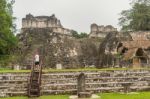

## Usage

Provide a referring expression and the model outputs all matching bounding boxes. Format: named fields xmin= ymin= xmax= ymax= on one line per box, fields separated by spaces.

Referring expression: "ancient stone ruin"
xmin=97 ymin=31 xmax=150 ymax=68
xmin=89 ymin=23 xmax=117 ymax=38
xmin=22 ymin=13 xmax=72 ymax=35
xmin=16 ymin=14 xmax=100 ymax=69
xmin=117 ymin=32 xmax=150 ymax=68
xmin=16 ymin=14 xmax=150 ymax=69
xmin=1 ymin=70 xmax=150 ymax=97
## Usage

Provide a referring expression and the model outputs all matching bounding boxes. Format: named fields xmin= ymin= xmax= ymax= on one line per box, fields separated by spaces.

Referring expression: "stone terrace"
xmin=0 ymin=70 xmax=150 ymax=97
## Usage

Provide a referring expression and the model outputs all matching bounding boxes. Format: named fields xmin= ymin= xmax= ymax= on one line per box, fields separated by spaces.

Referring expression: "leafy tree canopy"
xmin=71 ymin=30 xmax=88 ymax=39
xmin=0 ymin=0 xmax=17 ymax=62
xmin=119 ymin=0 xmax=150 ymax=31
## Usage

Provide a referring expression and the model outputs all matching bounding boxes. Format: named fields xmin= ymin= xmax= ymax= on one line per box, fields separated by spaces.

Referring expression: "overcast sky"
xmin=13 ymin=0 xmax=131 ymax=33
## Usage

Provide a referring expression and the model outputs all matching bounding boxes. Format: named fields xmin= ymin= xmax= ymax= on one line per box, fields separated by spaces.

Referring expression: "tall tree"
xmin=0 ymin=0 xmax=17 ymax=62
xmin=132 ymin=0 xmax=150 ymax=4
xmin=119 ymin=0 xmax=150 ymax=31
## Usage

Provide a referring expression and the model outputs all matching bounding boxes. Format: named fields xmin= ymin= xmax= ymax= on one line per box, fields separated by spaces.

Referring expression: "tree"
xmin=71 ymin=30 xmax=80 ymax=38
xmin=132 ymin=0 xmax=150 ymax=5
xmin=119 ymin=0 xmax=150 ymax=31
xmin=0 ymin=0 xmax=17 ymax=64
xmin=79 ymin=32 xmax=88 ymax=38
xmin=71 ymin=30 xmax=88 ymax=39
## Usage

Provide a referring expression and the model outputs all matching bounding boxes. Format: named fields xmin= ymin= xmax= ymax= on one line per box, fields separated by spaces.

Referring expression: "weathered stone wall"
xmin=0 ymin=73 xmax=29 ymax=97
xmin=96 ymin=31 xmax=150 ymax=68
xmin=15 ymin=14 xmax=102 ymax=69
xmin=89 ymin=24 xmax=117 ymax=38
xmin=22 ymin=14 xmax=61 ymax=28
xmin=22 ymin=14 xmax=72 ymax=35
xmin=96 ymin=32 xmax=132 ymax=68
xmin=16 ymin=28 xmax=99 ymax=69
xmin=130 ymin=31 xmax=150 ymax=40
xmin=1 ymin=70 xmax=150 ymax=97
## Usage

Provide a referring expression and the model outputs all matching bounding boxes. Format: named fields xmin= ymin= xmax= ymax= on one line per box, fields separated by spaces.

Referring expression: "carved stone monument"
xmin=69 ymin=72 xmax=100 ymax=99
xmin=77 ymin=73 xmax=91 ymax=98
xmin=77 ymin=73 xmax=86 ymax=92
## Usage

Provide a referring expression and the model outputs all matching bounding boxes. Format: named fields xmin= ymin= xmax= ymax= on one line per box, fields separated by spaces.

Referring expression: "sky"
xmin=13 ymin=0 xmax=131 ymax=33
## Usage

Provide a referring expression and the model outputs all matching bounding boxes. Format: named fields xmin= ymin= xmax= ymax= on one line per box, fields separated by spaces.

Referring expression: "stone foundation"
xmin=0 ymin=70 xmax=150 ymax=97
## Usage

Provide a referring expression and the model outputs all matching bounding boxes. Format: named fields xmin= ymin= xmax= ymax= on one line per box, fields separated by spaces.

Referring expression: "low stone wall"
xmin=0 ymin=70 xmax=150 ymax=97
xmin=0 ymin=73 xmax=29 ymax=97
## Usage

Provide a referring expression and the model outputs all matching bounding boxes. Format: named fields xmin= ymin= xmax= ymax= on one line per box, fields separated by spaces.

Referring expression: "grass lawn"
xmin=100 ymin=92 xmax=150 ymax=99
xmin=1 ymin=92 xmax=150 ymax=99
xmin=0 ymin=95 xmax=69 ymax=99
xmin=0 ymin=67 xmax=149 ymax=73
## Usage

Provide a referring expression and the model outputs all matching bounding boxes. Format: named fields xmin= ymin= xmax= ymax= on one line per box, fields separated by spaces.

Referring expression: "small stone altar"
xmin=69 ymin=72 xmax=100 ymax=99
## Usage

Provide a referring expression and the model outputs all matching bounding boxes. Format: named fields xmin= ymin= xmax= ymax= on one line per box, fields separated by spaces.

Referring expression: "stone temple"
xmin=17 ymin=14 xmax=100 ymax=69
xmin=89 ymin=23 xmax=117 ymax=38
xmin=22 ymin=13 xmax=72 ymax=36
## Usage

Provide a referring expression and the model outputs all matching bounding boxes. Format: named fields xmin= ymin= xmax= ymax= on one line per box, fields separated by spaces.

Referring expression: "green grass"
xmin=44 ymin=67 xmax=150 ymax=72
xmin=1 ymin=92 xmax=150 ymax=99
xmin=0 ymin=95 xmax=68 ymax=99
xmin=1 ymin=67 xmax=150 ymax=73
xmin=100 ymin=92 xmax=150 ymax=99
xmin=0 ymin=69 xmax=30 ymax=73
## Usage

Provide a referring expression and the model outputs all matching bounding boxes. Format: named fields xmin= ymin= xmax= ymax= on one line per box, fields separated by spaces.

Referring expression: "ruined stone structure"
xmin=89 ymin=23 xmax=117 ymax=38
xmin=96 ymin=32 xmax=131 ymax=68
xmin=97 ymin=31 xmax=150 ymax=68
xmin=118 ymin=31 xmax=150 ymax=68
xmin=130 ymin=31 xmax=150 ymax=41
xmin=16 ymin=14 xmax=100 ymax=69
xmin=1 ymin=70 xmax=150 ymax=97
xmin=22 ymin=14 xmax=72 ymax=35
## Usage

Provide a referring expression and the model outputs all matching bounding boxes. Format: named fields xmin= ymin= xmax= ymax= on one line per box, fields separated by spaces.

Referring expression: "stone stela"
xmin=77 ymin=73 xmax=92 ymax=98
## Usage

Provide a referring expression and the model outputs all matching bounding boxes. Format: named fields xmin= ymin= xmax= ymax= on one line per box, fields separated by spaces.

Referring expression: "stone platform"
xmin=1 ymin=70 xmax=150 ymax=97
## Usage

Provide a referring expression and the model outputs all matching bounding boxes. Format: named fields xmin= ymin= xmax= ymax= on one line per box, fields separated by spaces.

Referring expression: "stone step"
xmin=4 ymin=91 xmax=27 ymax=96
xmin=41 ymin=76 xmax=150 ymax=82
xmin=0 ymin=86 xmax=9 ymax=88
xmin=86 ymin=87 xmax=123 ymax=91
xmin=130 ymin=86 xmax=150 ymax=89
xmin=41 ymin=81 xmax=149 ymax=85
xmin=42 ymin=83 xmax=77 ymax=86
xmin=87 ymin=76 xmax=150 ymax=79
xmin=42 ymin=89 xmax=77 ymax=93
xmin=41 ymin=86 xmax=150 ymax=94
xmin=0 ymin=80 xmax=27 ymax=83
xmin=86 ymin=81 xmax=147 ymax=85
xmin=42 ymin=78 xmax=76 ymax=81
xmin=42 ymin=73 xmax=78 ymax=76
